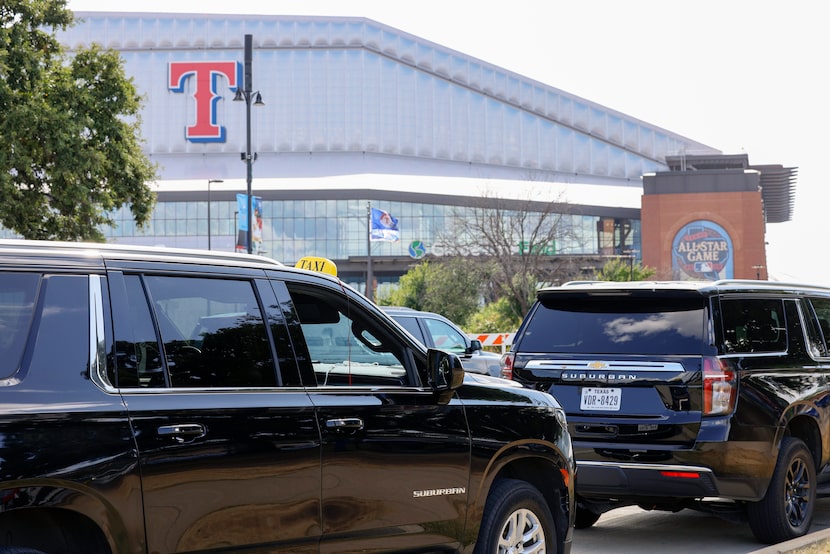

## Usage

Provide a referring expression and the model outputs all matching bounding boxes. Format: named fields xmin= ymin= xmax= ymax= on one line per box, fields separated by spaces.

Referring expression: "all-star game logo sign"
xmin=672 ymin=220 xmax=734 ymax=280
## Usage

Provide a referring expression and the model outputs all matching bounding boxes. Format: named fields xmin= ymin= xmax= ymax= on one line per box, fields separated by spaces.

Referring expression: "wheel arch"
xmin=0 ymin=506 xmax=111 ymax=553
xmin=0 ymin=483 xmax=139 ymax=554
xmin=784 ymin=413 xmax=822 ymax=469
xmin=468 ymin=444 xmax=573 ymax=550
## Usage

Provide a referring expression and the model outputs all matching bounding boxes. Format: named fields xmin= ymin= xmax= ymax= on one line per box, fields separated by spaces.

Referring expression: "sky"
xmin=67 ymin=0 xmax=829 ymax=284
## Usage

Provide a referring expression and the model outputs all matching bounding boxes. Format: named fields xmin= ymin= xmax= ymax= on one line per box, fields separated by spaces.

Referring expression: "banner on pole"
xmin=236 ymin=193 xmax=264 ymax=253
xmin=369 ymin=207 xmax=399 ymax=242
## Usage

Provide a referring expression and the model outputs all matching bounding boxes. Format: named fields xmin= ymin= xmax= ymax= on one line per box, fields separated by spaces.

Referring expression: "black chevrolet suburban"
xmin=0 ymin=239 xmax=574 ymax=554
xmin=504 ymin=279 xmax=830 ymax=544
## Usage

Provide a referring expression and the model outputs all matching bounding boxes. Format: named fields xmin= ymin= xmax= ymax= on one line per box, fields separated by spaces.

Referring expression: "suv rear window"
xmin=0 ymin=273 xmax=40 ymax=377
xmin=520 ymin=295 xmax=707 ymax=355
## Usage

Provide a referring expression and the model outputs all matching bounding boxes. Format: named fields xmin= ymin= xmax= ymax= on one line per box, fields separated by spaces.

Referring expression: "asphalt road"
xmin=571 ymin=498 xmax=830 ymax=554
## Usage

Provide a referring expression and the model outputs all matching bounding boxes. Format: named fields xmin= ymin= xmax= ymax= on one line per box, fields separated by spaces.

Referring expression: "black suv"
xmin=381 ymin=307 xmax=503 ymax=377
xmin=0 ymin=239 xmax=574 ymax=554
xmin=504 ymin=279 xmax=830 ymax=544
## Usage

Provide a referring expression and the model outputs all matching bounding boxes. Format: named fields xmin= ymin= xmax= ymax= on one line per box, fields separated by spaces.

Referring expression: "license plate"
xmin=580 ymin=387 xmax=621 ymax=411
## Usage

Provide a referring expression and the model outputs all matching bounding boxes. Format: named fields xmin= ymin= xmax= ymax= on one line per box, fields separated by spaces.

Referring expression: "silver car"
xmin=382 ymin=306 xmax=503 ymax=377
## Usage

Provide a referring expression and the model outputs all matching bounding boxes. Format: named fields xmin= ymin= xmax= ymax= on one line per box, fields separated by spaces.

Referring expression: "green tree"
xmin=595 ymin=258 xmax=656 ymax=281
xmin=382 ymin=260 xmax=430 ymax=309
xmin=465 ymin=296 xmax=522 ymax=334
xmin=0 ymin=0 xmax=157 ymax=241
xmin=380 ymin=257 xmax=486 ymax=325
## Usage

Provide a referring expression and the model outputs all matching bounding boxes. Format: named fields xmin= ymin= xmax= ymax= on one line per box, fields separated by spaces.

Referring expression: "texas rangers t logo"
xmin=168 ymin=61 xmax=241 ymax=142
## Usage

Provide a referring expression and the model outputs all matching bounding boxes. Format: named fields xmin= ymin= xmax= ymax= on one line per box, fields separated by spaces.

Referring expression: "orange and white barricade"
xmin=471 ymin=333 xmax=515 ymax=354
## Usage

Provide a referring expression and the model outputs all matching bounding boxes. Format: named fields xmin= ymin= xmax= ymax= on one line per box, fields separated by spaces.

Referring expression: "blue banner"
xmin=370 ymin=207 xmax=400 ymax=242
xmin=236 ymin=194 xmax=263 ymax=253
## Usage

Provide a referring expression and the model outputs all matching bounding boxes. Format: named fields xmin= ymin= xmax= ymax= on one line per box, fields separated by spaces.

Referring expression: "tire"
xmin=747 ymin=436 xmax=816 ymax=544
xmin=474 ymin=478 xmax=557 ymax=554
xmin=574 ymin=505 xmax=602 ymax=529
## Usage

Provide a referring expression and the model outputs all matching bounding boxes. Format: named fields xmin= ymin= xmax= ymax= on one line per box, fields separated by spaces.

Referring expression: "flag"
xmin=370 ymin=207 xmax=400 ymax=242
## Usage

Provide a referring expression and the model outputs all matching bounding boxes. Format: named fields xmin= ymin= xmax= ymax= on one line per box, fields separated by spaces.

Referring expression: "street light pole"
xmin=233 ymin=34 xmax=264 ymax=254
xmin=207 ymin=179 xmax=223 ymax=250
xmin=624 ymin=248 xmax=640 ymax=281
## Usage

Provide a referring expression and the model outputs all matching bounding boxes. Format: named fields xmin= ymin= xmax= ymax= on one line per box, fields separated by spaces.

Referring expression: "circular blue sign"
xmin=671 ymin=220 xmax=733 ymax=280
xmin=409 ymin=241 xmax=426 ymax=259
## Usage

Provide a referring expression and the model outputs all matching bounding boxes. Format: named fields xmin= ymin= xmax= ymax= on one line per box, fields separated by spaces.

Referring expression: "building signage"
xmin=518 ymin=241 xmax=556 ymax=256
xmin=408 ymin=241 xmax=426 ymax=259
xmin=168 ymin=61 xmax=241 ymax=142
xmin=671 ymin=220 xmax=733 ymax=280
xmin=422 ymin=241 xmax=557 ymax=258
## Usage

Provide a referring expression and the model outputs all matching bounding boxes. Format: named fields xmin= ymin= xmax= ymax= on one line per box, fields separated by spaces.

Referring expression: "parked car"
xmin=382 ymin=306 xmax=503 ymax=377
xmin=0 ymin=239 xmax=574 ymax=554
xmin=503 ymin=279 xmax=830 ymax=544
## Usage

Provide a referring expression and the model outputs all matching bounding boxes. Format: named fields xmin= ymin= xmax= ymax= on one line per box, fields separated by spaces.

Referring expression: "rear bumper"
xmin=575 ymin=438 xmax=776 ymax=502
xmin=577 ymin=461 xmax=719 ymax=498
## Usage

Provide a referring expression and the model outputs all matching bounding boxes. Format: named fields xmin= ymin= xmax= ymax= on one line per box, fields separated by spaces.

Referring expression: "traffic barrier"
xmin=474 ymin=333 xmax=515 ymax=346
xmin=471 ymin=333 xmax=515 ymax=354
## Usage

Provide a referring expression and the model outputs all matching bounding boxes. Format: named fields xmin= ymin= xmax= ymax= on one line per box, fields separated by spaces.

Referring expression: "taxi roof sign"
xmin=295 ymin=256 xmax=337 ymax=276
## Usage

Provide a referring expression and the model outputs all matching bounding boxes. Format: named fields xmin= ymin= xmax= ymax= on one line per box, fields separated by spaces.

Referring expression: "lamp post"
xmin=233 ymin=34 xmax=264 ymax=254
xmin=624 ymin=249 xmax=640 ymax=281
xmin=207 ymin=179 xmax=223 ymax=250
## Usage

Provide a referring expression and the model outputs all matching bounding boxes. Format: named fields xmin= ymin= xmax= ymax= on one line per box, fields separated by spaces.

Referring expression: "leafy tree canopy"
xmin=595 ymin=258 xmax=656 ymax=281
xmin=381 ymin=260 xmax=430 ymax=310
xmin=0 ymin=0 xmax=157 ymax=241
xmin=464 ymin=296 xmax=522 ymax=334
xmin=380 ymin=257 xmax=487 ymax=325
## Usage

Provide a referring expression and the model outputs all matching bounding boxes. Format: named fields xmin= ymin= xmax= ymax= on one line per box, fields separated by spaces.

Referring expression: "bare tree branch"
xmin=436 ymin=178 xmax=580 ymax=319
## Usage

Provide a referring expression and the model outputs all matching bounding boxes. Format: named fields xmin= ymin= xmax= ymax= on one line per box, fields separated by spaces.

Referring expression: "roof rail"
xmin=712 ymin=279 xmax=830 ymax=291
xmin=0 ymin=239 xmax=283 ymax=267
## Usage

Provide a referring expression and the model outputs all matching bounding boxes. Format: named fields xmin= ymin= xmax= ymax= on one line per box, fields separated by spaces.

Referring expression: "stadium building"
xmin=57 ymin=12 xmax=795 ymax=294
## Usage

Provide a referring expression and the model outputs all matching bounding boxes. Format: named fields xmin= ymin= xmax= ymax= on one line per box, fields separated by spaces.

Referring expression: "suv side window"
xmin=0 ymin=273 xmax=40 ymax=378
xmin=117 ymin=275 xmax=277 ymax=388
xmin=423 ymin=318 xmax=467 ymax=354
xmin=720 ymin=298 xmax=787 ymax=354
xmin=119 ymin=274 xmax=165 ymax=387
xmin=285 ymin=283 xmax=412 ymax=387
xmin=392 ymin=316 xmax=426 ymax=343
xmin=26 ymin=275 xmax=91 ymax=389
xmin=805 ymin=297 xmax=830 ymax=357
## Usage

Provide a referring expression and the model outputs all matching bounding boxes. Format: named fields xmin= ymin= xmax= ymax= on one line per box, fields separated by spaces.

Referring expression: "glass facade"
xmin=101 ymin=198 xmax=640 ymax=265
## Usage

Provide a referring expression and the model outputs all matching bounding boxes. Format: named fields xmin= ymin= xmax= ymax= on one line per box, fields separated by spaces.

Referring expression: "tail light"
xmin=501 ymin=352 xmax=514 ymax=380
xmin=660 ymin=471 xmax=701 ymax=479
xmin=703 ymin=357 xmax=737 ymax=415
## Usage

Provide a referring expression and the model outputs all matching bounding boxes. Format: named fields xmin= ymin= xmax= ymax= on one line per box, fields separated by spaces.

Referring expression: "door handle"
xmin=325 ymin=417 xmax=364 ymax=431
xmin=157 ymin=423 xmax=207 ymax=442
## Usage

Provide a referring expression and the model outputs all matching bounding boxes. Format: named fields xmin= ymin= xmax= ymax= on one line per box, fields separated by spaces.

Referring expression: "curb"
xmin=752 ymin=528 xmax=830 ymax=554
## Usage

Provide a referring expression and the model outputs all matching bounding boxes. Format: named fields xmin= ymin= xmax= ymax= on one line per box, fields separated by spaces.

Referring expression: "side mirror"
xmin=427 ymin=348 xmax=464 ymax=403
xmin=467 ymin=338 xmax=483 ymax=354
